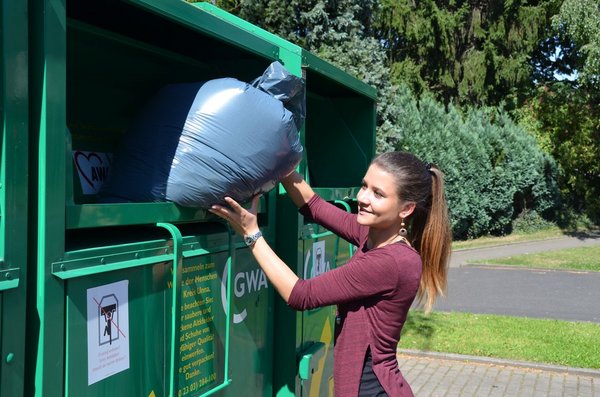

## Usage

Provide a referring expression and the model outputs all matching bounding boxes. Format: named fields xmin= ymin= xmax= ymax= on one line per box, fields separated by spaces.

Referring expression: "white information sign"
xmin=87 ymin=280 xmax=130 ymax=385
xmin=304 ymin=240 xmax=331 ymax=279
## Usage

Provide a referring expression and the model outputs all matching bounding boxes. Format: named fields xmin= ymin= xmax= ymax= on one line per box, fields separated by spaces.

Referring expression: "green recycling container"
xmin=16 ymin=1 xmax=377 ymax=396
xmin=1 ymin=1 xmax=29 ymax=396
xmin=27 ymin=1 xmax=289 ymax=396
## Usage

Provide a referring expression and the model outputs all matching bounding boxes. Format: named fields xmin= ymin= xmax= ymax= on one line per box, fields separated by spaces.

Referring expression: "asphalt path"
xmin=449 ymin=234 xmax=600 ymax=268
xmin=433 ymin=234 xmax=600 ymax=323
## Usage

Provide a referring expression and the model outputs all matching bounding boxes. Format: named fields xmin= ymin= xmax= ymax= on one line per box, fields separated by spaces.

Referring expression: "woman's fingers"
xmin=208 ymin=205 xmax=228 ymax=220
xmin=223 ymin=196 xmax=243 ymax=212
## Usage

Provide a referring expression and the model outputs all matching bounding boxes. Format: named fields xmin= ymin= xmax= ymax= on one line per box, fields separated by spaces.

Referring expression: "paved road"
xmin=435 ymin=235 xmax=600 ymax=322
xmin=434 ymin=266 xmax=600 ymax=322
xmin=450 ymin=234 xmax=600 ymax=268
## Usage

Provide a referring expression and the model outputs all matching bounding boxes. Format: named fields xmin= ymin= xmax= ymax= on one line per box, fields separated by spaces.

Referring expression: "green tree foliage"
xmin=375 ymin=0 xmax=561 ymax=108
xmin=552 ymin=0 xmax=600 ymax=88
xmin=518 ymin=83 xmax=600 ymax=223
xmin=522 ymin=0 xmax=600 ymax=224
xmin=530 ymin=30 xmax=580 ymax=85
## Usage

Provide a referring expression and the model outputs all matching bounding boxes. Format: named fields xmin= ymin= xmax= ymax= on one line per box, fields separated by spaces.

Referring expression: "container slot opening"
xmin=65 ymin=221 xmax=228 ymax=252
xmin=66 ymin=0 xmax=273 ymax=205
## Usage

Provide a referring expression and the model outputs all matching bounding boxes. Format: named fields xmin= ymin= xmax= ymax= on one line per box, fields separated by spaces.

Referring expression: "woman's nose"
xmin=357 ymin=190 xmax=368 ymax=205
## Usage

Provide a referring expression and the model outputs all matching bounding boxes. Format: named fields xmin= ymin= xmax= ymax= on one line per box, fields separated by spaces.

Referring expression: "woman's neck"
xmin=367 ymin=229 xmax=411 ymax=249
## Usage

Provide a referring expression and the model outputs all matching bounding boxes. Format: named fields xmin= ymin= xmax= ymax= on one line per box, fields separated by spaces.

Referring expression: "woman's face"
xmin=356 ymin=163 xmax=407 ymax=231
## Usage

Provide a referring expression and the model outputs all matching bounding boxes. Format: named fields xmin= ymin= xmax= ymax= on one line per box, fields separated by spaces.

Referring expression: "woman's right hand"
xmin=209 ymin=195 xmax=261 ymax=238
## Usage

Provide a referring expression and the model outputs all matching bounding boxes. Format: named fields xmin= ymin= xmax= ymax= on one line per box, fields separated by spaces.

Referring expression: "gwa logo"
xmin=221 ymin=261 xmax=268 ymax=323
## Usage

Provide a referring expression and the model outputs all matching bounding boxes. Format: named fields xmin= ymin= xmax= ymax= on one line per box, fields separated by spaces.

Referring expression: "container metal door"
xmin=31 ymin=0 xmax=283 ymax=395
xmin=57 ymin=225 xmax=240 ymax=396
xmin=0 ymin=0 xmax=28 ymax=395
xmin=298 ymin=208 xmax=354 ymax=397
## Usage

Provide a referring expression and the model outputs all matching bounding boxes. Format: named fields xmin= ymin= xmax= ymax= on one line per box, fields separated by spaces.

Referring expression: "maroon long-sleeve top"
xmin=288 ymin=194 xmax=422 ymax=397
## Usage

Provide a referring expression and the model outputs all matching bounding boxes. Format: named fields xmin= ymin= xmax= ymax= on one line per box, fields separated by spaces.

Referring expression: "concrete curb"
xmin=397 ymin=349 xmax=600 ymax=378
xmin=458 ymin=263 xmax=596 ymax=273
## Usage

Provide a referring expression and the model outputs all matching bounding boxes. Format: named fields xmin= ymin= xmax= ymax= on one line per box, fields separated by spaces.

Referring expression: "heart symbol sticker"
xmin=73 ymin=151 xmax=113 ymax=194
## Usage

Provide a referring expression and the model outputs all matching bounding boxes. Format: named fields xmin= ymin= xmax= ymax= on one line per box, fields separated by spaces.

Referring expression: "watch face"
xmin=244 ymin=231 xmax=262 ymax=246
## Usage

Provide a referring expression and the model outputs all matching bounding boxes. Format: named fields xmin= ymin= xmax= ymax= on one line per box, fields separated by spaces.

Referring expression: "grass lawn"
xmin=452 ymin=227 xmax=565 ymax=250
xmin=427 ymin=228 xmax=600 ymax=369
xmin=476 ymin=245 xmax=600 ymax=271
xmin=400 ymin=310 xmax=600 ymax=369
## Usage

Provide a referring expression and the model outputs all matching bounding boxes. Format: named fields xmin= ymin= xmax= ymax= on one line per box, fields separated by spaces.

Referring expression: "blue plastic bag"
xmin=100 ymin=62 xmax=305 ymax=208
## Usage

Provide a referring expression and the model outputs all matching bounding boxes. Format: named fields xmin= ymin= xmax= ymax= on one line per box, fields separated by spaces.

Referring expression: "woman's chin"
xmin=356 ymin=214 xmax=371 ymax=226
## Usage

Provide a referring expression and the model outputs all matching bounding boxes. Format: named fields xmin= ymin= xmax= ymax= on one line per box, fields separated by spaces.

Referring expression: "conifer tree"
xmin=374 ymin=0 xmax=561 ymax=108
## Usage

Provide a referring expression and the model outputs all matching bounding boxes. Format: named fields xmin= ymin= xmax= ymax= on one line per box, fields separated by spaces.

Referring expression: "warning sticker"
xmin=86 ymin=280 xmax=130 ymax=385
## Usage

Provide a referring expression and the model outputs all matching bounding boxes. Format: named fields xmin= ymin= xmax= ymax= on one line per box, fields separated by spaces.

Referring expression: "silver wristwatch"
xmin=244 ymin=231 xmax=263 ymax=247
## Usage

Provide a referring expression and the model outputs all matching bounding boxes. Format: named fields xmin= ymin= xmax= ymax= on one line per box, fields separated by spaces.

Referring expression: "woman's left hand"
xmin=209 ymin=195 xmax=261 ymax=237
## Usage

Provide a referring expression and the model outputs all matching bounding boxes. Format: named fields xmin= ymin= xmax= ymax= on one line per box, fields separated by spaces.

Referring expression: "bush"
xmin=380 ymin=85 xmax=560 ymax=239
xmin=512 ymin=210 xmax=556 ymax=233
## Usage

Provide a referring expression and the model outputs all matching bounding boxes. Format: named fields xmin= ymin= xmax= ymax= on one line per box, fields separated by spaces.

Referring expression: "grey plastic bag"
xmin=100 ymin=61 xmax=305 ymax=208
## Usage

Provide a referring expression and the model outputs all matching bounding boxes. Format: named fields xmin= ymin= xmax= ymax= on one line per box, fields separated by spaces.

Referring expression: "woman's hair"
xmin=371 ymin=151 xmax=452 ymax=312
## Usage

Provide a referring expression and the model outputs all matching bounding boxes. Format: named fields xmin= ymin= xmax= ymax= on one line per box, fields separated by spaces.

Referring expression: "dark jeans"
xmin=358 ymin=351 xmax=388 ymax=396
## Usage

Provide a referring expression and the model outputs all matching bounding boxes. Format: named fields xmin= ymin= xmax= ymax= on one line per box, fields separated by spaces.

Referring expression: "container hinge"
xmin=0 ymin=267 xmax=20 ymax=291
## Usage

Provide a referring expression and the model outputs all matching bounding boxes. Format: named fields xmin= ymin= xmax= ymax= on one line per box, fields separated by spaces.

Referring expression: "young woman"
xmin=210 ymin=151 xmax=452 ymax=397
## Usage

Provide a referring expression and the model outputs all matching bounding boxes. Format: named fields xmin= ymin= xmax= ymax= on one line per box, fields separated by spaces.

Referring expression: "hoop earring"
xmin=399 ymin=219 xmax=408 ymax=237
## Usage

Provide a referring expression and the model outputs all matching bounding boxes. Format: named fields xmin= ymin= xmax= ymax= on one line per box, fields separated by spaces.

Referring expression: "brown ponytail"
xmin=371 ymin=152 xmax=452 ymax=313
xmin=415 ymin=167 xmax=452 ymax=312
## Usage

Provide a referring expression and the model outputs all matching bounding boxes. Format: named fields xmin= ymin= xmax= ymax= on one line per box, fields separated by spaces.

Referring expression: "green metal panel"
xmin=297 ymin=237 xmax=337 ymax=397
xmin=61 ymin=227 xmax=243 ymax=397
xmin=298 ymin=212 xmax=354 ymax=397
xmin=302 ymin=51 xmax=377 ymax=188
xmin=57 ymin=225 xmax=274 ymax=397
xmin=223 ymin=247 xmax=274 ymax=397
xmin=1 ymin=0 xmax=29 ymax=395
xmin=29 ymin=0 xmax=68 ymax=395
xmin=273 ymin=48 xmax=377 ymax=395
xmin=273 ymin=198 xmax=305 ymax=397
xmin=301 ymin=51 xmax=377 ymax=100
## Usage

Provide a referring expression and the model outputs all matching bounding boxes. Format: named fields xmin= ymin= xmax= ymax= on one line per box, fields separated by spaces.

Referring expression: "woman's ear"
xmin=399 ymin=202 xmax=416 ymax=219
